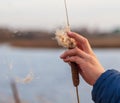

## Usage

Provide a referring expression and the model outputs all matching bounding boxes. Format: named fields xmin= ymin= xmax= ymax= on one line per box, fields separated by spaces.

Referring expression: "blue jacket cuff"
xmin=92 ymin=69 xmax=120 ymax=103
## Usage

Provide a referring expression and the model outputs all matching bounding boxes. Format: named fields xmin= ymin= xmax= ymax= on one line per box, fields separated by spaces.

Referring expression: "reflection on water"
xmin=0 ymin=45 xmax=120 ymax=103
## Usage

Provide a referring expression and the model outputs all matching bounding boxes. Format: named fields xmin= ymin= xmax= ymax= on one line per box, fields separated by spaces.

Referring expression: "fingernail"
xmin=60 ymin=54 xmax=64 ymax=58
xmin=68 ymin=32 xmax=74 ymax=37
xmin=67 ymin=31 xmax=72 ymax=35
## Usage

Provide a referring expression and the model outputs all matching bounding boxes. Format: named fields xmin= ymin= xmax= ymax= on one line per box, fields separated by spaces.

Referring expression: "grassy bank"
xmin=0 ymin=27 xmax=120 ymax=48
xmin=0 ymin=36 xmax=119 ymax=48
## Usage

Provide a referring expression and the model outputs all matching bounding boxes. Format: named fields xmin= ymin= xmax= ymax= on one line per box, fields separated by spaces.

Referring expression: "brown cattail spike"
xmin=70 ymin=62 xmax=79 ymax=87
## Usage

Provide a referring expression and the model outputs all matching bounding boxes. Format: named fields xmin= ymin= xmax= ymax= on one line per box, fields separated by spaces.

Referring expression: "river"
xmin=0 ymin=45 xmax=120 ymax=103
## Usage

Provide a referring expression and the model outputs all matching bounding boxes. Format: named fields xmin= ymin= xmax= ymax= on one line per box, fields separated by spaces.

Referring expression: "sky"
xmin=0 ymin=0 xmax=120 ymax=31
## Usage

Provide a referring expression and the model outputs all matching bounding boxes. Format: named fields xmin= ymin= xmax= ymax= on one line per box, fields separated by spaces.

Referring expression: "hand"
xmin=60 ymin=32 xmax=105 ymax=85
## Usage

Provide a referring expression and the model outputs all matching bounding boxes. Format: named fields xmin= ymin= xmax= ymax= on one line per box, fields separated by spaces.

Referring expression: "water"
xmin=0 ymin=45 xmax=120 ymax=103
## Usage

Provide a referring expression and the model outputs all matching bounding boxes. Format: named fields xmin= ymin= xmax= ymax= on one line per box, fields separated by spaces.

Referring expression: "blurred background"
xmin=0 ymin=0 xmax=120 ymax=103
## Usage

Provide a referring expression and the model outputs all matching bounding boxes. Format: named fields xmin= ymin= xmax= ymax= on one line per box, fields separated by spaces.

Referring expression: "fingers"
xmin=60 ymin=47 xmax=87 ymax=59
xmin=63 ymin=56 xmax=84 ymax=65
xmin=67 ymin=32 xmax=92 ymax=53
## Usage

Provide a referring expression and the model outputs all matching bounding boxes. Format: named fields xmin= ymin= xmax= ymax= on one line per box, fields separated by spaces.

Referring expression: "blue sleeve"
xmin=92 ymin=69 xmax=120 ymax=103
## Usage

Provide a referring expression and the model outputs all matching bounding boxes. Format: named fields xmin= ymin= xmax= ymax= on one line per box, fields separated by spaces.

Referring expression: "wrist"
xmin=93 ymin=69 xmax=105 ymax=85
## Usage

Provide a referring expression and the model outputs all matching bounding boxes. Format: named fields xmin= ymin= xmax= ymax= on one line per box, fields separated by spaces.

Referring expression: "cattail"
xmin=70 ymin=59 xmax=79 ymax=87
xmin=55 ymin=0 xmax=80 ymax=103
xmin=55 ymin=26 xmax=79 ymax=87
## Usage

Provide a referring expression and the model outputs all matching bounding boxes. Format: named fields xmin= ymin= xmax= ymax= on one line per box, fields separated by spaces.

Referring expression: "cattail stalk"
xmin=64 ymin=0 xmax=80 ymax=103
xmin=10 ymin=80 xmax=21 ymax=103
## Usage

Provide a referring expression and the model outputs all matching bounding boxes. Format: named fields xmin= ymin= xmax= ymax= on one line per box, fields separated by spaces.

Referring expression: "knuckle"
xmin=82 ymin=38 xmax=88 ymax=44
xmin=73 ymin=56 xmax=79 ymax=61
xmin=86 ymin=55 xmax=93 ymax=61
xmin=74 ymin=47 xmax=80 ymax=54
xmin=65 ymin=50 xmax=70 ymax=55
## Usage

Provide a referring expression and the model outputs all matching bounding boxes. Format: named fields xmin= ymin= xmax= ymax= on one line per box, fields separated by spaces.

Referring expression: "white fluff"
xmin=55 ymin=26 xmax=76 ymax=49
xmin=16 ymin=71 xmax=34 ymax=84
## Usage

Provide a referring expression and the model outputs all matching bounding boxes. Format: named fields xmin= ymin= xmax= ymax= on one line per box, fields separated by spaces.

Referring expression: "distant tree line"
xmin=0 ymin=27 xmax=120 ymax=41
xmin=72 ymin=27 xmax=120 ymax=38
xmin=0 ymin=28 xmax=52 ymax=41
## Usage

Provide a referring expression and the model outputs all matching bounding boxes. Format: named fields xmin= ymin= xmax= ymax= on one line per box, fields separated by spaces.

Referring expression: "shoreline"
xmin=0 ymin=37 xmax=120 ymax=48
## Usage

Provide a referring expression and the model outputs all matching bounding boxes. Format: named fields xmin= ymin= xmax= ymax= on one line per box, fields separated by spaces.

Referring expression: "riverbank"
xmin=0 ymin=36 xmax=120 ymax=48
xmin=0 ymin=27 xmax=120 ymax=48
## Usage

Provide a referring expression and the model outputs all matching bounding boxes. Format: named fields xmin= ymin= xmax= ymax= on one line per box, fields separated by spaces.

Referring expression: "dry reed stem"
xmin=10 ymin=80 xmax=21 ymax=103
